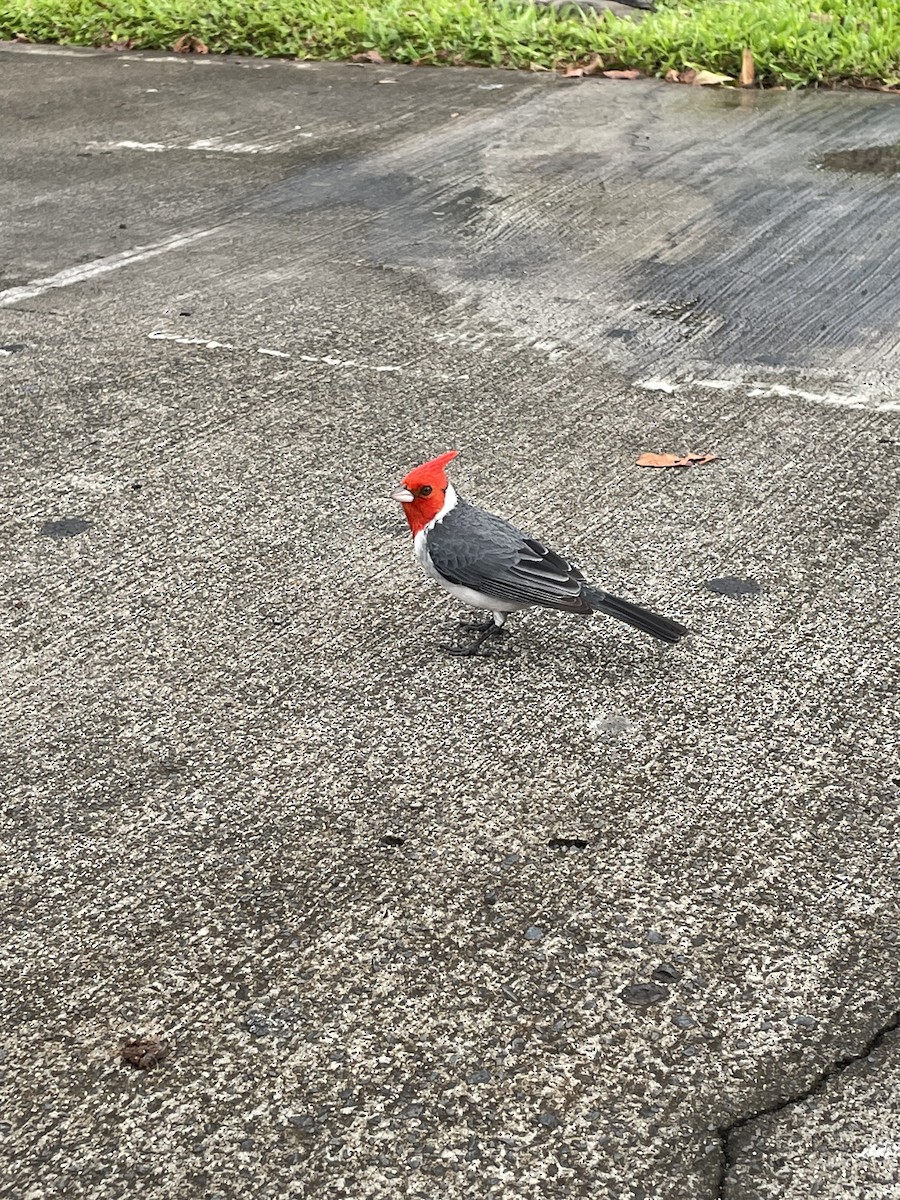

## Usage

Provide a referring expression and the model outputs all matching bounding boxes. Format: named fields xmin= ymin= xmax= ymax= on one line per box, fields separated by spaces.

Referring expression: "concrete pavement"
xmin=1 ymin=44 xmax=899 ymax=1200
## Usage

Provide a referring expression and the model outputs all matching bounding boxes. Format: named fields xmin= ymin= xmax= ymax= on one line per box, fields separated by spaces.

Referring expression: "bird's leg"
xmin=440 ymin=613 xmax=509 ymax=657
xmin=458 ymin=614 xmax=496 ymax=633
xmin=440 ymin=625 xmax=503 ymax=656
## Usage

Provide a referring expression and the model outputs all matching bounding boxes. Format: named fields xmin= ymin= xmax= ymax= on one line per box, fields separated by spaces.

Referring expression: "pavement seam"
xmin=714 ymin=1006 xmax=900 ymax=1197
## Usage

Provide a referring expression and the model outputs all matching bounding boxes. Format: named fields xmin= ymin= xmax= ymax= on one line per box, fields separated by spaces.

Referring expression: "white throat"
xmin=425 ymin=483 xmax=458 ymax=532
xmin=413 ymin=483 xmax=458 ymax=564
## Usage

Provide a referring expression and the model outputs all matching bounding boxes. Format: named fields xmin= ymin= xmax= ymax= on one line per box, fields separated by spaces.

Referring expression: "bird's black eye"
xmin=419 ymin=485 xmax=433 ymax=497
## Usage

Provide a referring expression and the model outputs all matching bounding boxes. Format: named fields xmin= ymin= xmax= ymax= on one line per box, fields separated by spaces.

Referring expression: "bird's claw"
xmin=438 ymin=623 xmax=508 ymax=658
xmin=438 ymin=642 xmax=483 ymax=657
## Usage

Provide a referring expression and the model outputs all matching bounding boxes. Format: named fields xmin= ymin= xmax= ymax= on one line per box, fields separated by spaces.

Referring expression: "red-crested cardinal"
xmin=393 ymin=450 xmax=688 ymax=656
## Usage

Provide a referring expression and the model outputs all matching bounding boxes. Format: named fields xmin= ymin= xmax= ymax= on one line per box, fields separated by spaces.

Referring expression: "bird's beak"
xmin=392 ymin=487 xmax=414 ymax=503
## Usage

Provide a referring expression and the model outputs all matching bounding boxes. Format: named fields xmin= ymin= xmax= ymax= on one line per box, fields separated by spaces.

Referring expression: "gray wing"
xmin=428 ymin=500 xmax=592 ymax=614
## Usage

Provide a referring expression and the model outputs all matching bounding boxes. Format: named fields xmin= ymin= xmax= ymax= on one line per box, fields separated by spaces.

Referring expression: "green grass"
xmin=2 ymin=0 xmax=898 ymax=88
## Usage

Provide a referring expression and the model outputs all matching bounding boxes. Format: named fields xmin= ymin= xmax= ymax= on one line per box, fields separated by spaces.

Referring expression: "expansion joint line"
xmin=714 ymin=1006 xmax=900 ymax=1197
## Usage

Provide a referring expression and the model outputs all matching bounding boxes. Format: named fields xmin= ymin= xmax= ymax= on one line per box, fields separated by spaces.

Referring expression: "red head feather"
xmin=394 ymin=450 xmax=459 ymax=536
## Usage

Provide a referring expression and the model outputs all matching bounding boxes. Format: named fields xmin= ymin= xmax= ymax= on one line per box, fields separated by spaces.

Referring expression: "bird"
xmin=392 ymin=450 xmax=689 ymax=656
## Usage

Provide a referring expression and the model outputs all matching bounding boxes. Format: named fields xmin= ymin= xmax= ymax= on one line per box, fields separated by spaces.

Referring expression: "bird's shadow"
xmin=435 ymin=612 xmax=652 ymax=677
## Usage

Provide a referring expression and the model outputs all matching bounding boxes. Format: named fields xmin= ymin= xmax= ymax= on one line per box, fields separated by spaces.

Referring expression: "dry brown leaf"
xmin=692 ymin=70 xmax=732 ymax=86
xmin=350 ymin=49 xmax=385 ymax=63
xmin=740 ymin=48 xmax=755 ymax=86
xmin=668 ymin=66 xmax=732 ymax=86
xmin=636 ymin=451 xmax=719 ymax=468
xmin=636 ymin=453 xmax=688 ymax=468
xmin=121 ymin=1038 xmax=170 ymax=1070
xmin=603 ymin=69 xmax=642 ymax=80
xmin=809 ymin=11 xmax=833 ymax=20
xmin=684 ymin=452 xmax=719 ymax=465
xmin=172 ymin=34 xmax=208 ymax=54
xmin=562 ymin=54 xmax=604 ymax=78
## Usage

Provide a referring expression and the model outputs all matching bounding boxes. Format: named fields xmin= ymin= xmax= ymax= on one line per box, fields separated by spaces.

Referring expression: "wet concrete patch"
xmin=705 ymin=576 xmax=763 ymax=597
xmin=39 ymin=517 xmax=94 ymax=539
xmin=251 ymin=84 xmax=900 ymax=393
xmin=816 ymin=145 xmax=900 ymax=177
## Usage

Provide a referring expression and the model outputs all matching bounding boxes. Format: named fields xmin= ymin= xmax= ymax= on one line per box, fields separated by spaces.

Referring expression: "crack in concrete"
xmin=714 ymin=1008 xmax=900 ymax=1197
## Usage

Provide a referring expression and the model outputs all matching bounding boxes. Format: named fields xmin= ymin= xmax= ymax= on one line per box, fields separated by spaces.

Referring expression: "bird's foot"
xmin=458 ymin=616 xmax=496 ymax=634
xmin=439 ymin=623 xmax=508 ymax=658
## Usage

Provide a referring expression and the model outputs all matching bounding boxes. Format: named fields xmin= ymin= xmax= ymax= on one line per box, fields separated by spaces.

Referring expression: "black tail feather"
xmin=583 ymin=587 xmax=688 ymax=644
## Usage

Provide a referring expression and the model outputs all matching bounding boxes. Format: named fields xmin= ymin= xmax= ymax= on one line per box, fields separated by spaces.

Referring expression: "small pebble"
xmin=672 ymin=1013 xmax=697 ymax=1029
xmin=620 ymin=982 xmax=669 ymax=1007
xmin=245 ymin=1013 xmax=271 ymax=1037
xmin=651 ymin=964 xmax=681 ymax=985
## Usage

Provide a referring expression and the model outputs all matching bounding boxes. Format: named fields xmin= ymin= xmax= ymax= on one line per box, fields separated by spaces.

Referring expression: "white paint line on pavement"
xmin=638 ymin=376 xmax=899 ymax=413
xmin=88 ymin=138 xmax=296 ymax=155
xmin=148 ymin=331 xmax=236 ymax=350
xmin=86 ymin=123 xmax=316 ymax=156
xmin=149 ymin=330 xmax=289 ymax=359
xmin=148 ymin=331 xmax=416 ymax=373
xmin=857 ymin=1143 xmax=900 ymax=1160
xmin=296 ymin=353 xmax=402 ymax=373
xmin=636 ymin=377 xmax=677 ymax=394
xmin=0 ymin=227 xmax=223 ymax=308
xmin=745 ymin=382 xmax=900 ymax=413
